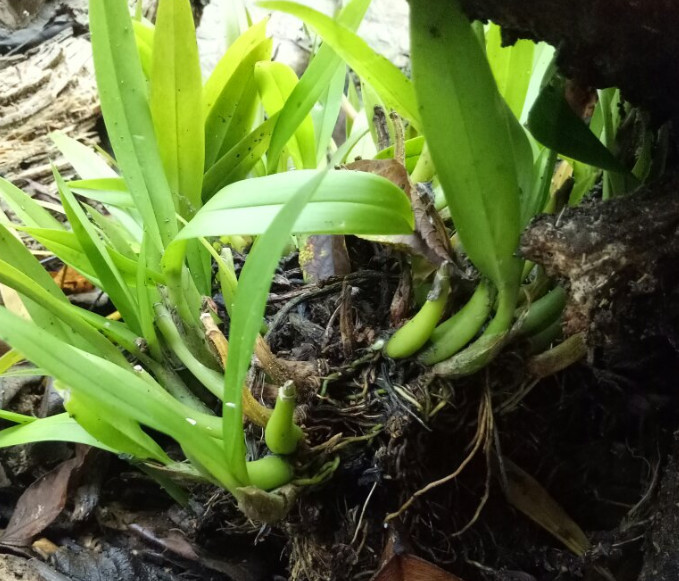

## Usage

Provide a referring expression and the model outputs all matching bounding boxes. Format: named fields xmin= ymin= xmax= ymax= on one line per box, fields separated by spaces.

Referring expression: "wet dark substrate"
xmin=2 ymin=237 xmax=679 ymax=581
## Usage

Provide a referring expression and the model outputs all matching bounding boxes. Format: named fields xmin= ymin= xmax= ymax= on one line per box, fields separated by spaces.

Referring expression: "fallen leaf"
xmin=346 ymin=159 xmax=452 ymax=265
xmin=374 ymin=524 xmax=465 ymax=581
xmin=0 ymin=446 xmax=91 ymax=548
xmin=504 ymin=459 xmax=591 ymax=556
xmin=373 ymin=554 xmax=464 ymax=581
xmin=49 ymin=266 xmax=94 ymax=295
xmin=298 ymin=235 xmax=351 ymax=284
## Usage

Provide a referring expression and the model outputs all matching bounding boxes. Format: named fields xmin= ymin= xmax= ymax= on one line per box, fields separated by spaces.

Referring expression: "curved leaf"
xmin=180 ymin=170 xmax=414 ymax=239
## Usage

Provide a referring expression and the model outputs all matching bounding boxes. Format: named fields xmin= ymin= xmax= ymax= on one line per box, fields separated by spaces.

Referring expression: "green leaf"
xmin=328 ymin=126 xmax=368 ymax=167
xmin=0 ymin=307 xmax=243 ymax=492
xmin=374 ymin=135 xmax=425 ymax=174
xmin=51 ymin=131 xmax=118 ymax=180
xmin=0 ymin=178 xmax=63 ymax=229
xmin=17 ymin=227 xmax=99 ymax=285
xmin=264 ymin=0 xmax=370 ymax=172
xmin=55 ymin=169 xmax=142 ymax=335
xmin=522 ymin=147 xmax=557 ymax=227
xmin=89 ymin=0 xmax=178 ymax=255
xmin=180 ymin=170 xmax=414 ymax=240
xmin=0 ymin=410 xmax=36 ymax=425
xmin=0 ymin=349 xmax=24 ymax=376
xmin=60 ymin=385 xmax=171 ymax=464
xmin=151 ymin=0 xmax=204 ymax=218
xmin=0 ymin=255 xmax=128 ymax=366
xmin=527 ymin=76 xmax=628 ymax=174
xmin=84 ymin=203 xmax=136 ymax=257
xmin=222 ymin=171 xmax=327 ymax=487
xmin=136 ymin=236 xmax=161 ymax=358
xmin=410 ymin=0 xmax=522 ymax=296
xmin=0 ymin=413 xmax=117 ymax=452
xmin=133 ymin=20 xmax=155 ymax=79
xmin=202 ymin=114 xmax=278 ymax=199
xmin=0 ymin=367 xmax=48 ymax=378
xmin=0 ymin=222 xmax=123 ymax=361
xmin=68 ymin=178 xmax=134 ymax=208
xmin=259 ymin=1 xmax=420 ymax=130
xmin=203 ymin=19 xmax=271 ymax=167
xmin=315 ymin=65 xmax=346 ymax=165
xmin=254 ymin=61 xmax=316 ymax=170
xmin=520 ymin=42 xmax=555 ymax=124
xmin=203 ymin=19 xmax=267 ymax=116
xmin=486 ymin=24 xmax=535 ymax=120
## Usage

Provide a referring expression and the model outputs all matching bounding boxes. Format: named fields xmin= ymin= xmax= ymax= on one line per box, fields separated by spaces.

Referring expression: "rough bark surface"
xmin=520 ymin=175 xmax=679 ymax=348
xmin=459 ymin=0 xmax=679 ymax=121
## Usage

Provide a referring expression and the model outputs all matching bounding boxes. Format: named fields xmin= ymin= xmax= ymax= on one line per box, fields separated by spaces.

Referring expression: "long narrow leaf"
xmin=151 ymin=0 xmax=204 ymax=217
xmin=202 ymin=114 xmax=279 ymax=199
xmin=51 ymin=131 xmax=118 ymax=180
xmin=264 ymin=0 xmax=370 ymax=172
xmin=89 ymin=0 xmax=178 ymax=255
xmin=315 ymin=65 xmax=346 ymax=165
xmin=55 ymin=170 xmax=142 ymax=334
xmin=486 ymin=24 xmax=535 ymax=120
xmin=17 ymin=227 xmax=99 ymax=285
xmin=0 ymin=257 xmax=128 ymax=366
xmin=255 ymin=61 xmax=316 ymax=170
xmin=68 ymin=180 xmax=135 ymax=208
xmin=204 ymin=41 xmax=271 ymax=166
xmin=222 ymin=171 xmax=327 ymax=487
xmin=0 ymin=413 xmax=117 ymax=452
xmin=527 ymin=76 xmax=628 ymax=173
xmin=0 ymin=178 xmax=63 ymax=229
xmin=410 ymin=0 xmax=522 ymax=294
xmin=0 ymin=307 xmax=243 ymax=492
xmin=259 ymin=1 xmax=420 ymax=130
xmin=203 ymin=19 xmax=271 ymax=168
xmin=0 ymin=223 xmax=113 ymax=357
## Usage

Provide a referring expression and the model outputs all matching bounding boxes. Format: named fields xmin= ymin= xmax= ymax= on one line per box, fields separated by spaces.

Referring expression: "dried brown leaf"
xmin=0 ymin=446 xmax=91 ymax=548
xmin=345 ymin=159 xmax=452 ymax=265
xmin=504 ymin=459 xmax=591 ymax=555
xmin=298 ymin=235 xmax=351 ymax=284
xmin=49 ymin=266 xmax=94 ymax=295
xmin=373 ymin=554 xmax=464 ymax=581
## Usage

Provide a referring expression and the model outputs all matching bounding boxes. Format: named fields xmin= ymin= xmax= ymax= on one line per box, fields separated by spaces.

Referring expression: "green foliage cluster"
xmin=0 ymin=0 xmax=652 ymax=517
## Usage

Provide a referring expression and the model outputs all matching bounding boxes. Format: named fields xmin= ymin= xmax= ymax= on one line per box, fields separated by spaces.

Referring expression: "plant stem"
xmin=155 ymin=303 xmax=224 ymax=399
xmin=386 ymin=264 xmax=451 ymax=359
xmin=418 ymin=281 xmax=493 ymax=365
xmin=484 ymin=286 xmax=518 ymax=337
xmin=138 ymin=353 xmax=213 ymax=414
xmin=265 ymin=381 xmax=302 ymax=454
xmin=410 ymin=142 xmax=435 ymax=183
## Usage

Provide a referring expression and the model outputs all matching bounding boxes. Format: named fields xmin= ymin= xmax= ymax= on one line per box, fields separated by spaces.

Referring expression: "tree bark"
xmin=459 ymin=0 xmax=679 ymax=121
